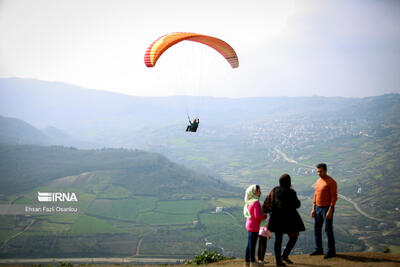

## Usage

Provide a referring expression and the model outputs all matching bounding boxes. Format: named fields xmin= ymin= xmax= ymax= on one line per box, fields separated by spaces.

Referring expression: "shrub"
xmin=186 ymin=250 xmax=229 ymax=265
xmin=382 ymin=246 xmax=391 ymax=253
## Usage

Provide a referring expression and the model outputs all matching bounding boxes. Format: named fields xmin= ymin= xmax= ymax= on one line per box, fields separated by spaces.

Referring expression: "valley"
xmin=0 ymin=78 xmax=399 ymax=258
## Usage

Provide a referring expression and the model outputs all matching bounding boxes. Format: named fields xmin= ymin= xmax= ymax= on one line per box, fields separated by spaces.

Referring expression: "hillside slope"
xmin=0 ymin=144 xmax=245 ymax=258
xmin=0 ymin=115 xmax=48 ymax=145
xmin=0 ymin=115 xmax=92 ymax=148
xmin=0 ymin=144 xmax=240 ymax=198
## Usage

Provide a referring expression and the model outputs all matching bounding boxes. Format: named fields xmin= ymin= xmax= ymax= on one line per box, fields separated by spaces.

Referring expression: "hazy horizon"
xmin=2 ymin=77 xmax=399 ymax=100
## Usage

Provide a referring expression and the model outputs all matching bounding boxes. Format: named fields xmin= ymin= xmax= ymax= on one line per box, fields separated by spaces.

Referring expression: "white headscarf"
xmin=243 ymin=184 xmax=260 ymax=218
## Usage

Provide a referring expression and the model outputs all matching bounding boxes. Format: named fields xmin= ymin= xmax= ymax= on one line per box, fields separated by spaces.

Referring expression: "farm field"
xmin=0 ymin=178 xmax=250 ymax=258
xmin=0 ymin=165 xmax=373 ymax=259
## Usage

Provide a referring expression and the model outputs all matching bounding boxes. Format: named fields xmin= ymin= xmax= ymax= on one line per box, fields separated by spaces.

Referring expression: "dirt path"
xmin=222 ymin=211 xmax=236 ymax=221
xmin=134 ymin=227 xmax=158 ymax=257
xmin=135 ymin=237 xmax=144 ymax=256
xmin=274 ymin=146 xmax=299 ymax=164
xmin=0 ymin=218 xmax=35 ymax=249
xmin=274 ymin=146 xmax=313 ymax=168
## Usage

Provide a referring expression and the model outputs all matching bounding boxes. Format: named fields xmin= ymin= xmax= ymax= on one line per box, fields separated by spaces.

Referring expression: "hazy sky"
xmin=0 ymin=0 xmax=399 ymax=98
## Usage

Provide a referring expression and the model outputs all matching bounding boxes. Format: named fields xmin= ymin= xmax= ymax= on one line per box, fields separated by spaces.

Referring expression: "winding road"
xmin=338 ymin=194 xmax=384 ymax=222
xmin=274 ymin=146 xmax=384 ymax=222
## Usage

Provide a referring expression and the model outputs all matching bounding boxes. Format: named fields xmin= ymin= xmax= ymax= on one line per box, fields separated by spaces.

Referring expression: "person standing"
xmin=244 ymin=184 xmax=266 ymax=267
xmin=257 ymin=216 xmax=271 ymax=264
xmin=263 ymin=174 xmax=305 ymax=266
xmin=310 ymin=163 xmax=338 ymax=259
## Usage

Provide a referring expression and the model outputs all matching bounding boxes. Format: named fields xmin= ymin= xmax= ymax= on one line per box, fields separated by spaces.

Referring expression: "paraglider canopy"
xmin=144 ymin=32 xmax=239 ymax=68
xmin=144 ymin=32 xmax=238 ymax=134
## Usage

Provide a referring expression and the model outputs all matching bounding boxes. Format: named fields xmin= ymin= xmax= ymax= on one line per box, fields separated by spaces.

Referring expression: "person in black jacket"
xmin=263 ymin=174 xmax=305 ymax=266
xmin=186 ymin=118 xmax=199 ymax=132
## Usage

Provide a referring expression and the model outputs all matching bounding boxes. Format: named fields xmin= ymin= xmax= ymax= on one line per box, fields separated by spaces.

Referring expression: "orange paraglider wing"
xmin=144 ymin=32 xmax=239 ymax=68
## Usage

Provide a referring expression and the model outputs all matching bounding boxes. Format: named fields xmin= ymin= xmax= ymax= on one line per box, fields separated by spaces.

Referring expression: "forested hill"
xmin=0 ymin=144 xmax=240 ymax=198
xmin=0 ymin=115 xmax=48 ymax=145
xmin=0 ymin=115 xmax=93 ymax=148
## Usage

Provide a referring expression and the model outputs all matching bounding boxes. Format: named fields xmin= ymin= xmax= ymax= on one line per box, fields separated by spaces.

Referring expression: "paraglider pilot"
xmin=186 ymin=118 xmax=199 ymax=132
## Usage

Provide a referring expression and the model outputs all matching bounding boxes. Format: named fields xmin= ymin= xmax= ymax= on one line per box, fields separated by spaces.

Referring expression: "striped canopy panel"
xmin=144 ymin=32 xmax=239 ymax=68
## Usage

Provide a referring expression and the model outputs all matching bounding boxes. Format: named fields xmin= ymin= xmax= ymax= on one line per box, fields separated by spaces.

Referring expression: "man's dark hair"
xmin=256 ymin=185 xmax=260 ymax=190
xmin=279 ymin=174 xmax=291 ymax=189
xmin=317 ymin=163 xmax=327 ymax=171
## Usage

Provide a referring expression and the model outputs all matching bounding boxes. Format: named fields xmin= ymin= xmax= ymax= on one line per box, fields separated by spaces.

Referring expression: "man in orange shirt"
xmin=310 ymin=163 xmax=337 ymax=259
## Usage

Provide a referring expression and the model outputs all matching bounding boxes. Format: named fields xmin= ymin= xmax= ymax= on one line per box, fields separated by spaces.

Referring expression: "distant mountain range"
xmin=2 ymin=77 xmax=398 ymax=148
xmin=0 ymin=115 xmax=91 ymax=147
xmin=0 ymin=115 xmax=48 ymax=145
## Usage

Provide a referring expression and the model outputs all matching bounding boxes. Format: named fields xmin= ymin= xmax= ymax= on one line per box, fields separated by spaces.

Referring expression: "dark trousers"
xmin=274 ymin=232 xmax=298 ymax=263
xmin=245 ymin=231 xmax=259 ymax=262
xmin=314 ymin=206 xmax=335 ymax=255
xmin=258 ymin=235 xmax=267 ymax=261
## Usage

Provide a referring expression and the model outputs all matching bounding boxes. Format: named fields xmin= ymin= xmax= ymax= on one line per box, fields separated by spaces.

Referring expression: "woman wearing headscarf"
xmin=263 ymin=174 xmax=305 ymax=266
xmin=244 ymin=184 xmax=266 ymax=267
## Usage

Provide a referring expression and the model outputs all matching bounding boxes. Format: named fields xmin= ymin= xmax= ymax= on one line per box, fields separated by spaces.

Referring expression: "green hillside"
xmin=0 ymin=144 xmax=239 ymax=198
xmin=0 ymin=144 xmax=246 ymax=258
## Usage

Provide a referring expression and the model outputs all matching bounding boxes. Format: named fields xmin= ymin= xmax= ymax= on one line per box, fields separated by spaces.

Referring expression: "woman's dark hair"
xmin=316 ymin=163 xmax=327 ymax=171
xmin=279 ymin=174 xmax=291 ymax=189
xmin=256 ymin=185 xmax=260 ymax=190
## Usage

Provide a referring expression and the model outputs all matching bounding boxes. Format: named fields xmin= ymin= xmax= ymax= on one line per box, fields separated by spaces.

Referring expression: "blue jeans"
xmin=314 ymin=206 xmax=335 ymax=254
xmin=245 ymin=231 xmax=259 ymax=262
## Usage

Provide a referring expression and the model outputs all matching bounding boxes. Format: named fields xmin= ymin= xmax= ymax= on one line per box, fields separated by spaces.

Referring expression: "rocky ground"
xmin=209 ymin=252 xmax=400 ymax=266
